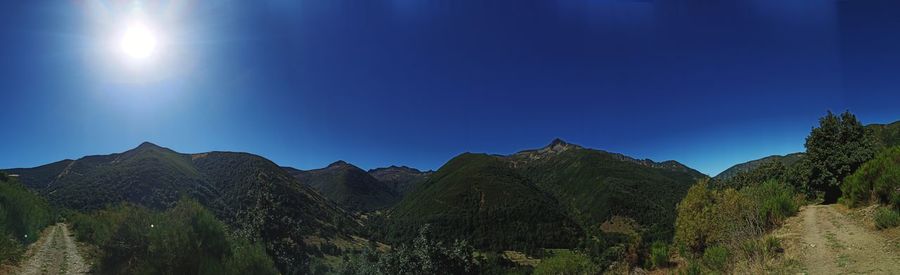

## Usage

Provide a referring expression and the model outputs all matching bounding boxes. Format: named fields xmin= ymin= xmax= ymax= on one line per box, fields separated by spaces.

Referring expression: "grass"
xmin=875 ymin=208 xmax=900 ymax=229
xmin=824 ymin=231 xmax=845 ymax=250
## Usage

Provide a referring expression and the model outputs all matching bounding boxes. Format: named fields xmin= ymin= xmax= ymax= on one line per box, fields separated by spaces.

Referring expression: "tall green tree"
xmin=804 ymin=111 xmax=875 ymax=203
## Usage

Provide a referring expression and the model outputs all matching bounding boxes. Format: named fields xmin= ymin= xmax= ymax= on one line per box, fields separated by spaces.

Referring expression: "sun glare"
xmin=119 ymin=22 xmax=158 ymax=61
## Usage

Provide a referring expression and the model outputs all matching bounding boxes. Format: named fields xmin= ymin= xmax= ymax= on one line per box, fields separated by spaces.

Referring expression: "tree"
xmin=804 ymin=111 xmax=876 ymax=203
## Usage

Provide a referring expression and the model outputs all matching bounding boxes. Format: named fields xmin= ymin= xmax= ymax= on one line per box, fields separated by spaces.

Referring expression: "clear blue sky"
xmin=2 ymin=1 xmax=899 ymax=176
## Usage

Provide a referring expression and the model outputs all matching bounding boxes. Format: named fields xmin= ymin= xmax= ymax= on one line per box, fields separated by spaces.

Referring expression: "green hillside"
xmin=5 ymin=142 xmax=357 ymax=274
xmin=368 ymin=165 xmax=431 ymax=196
xmin=389 ymin=153 xmax=582 ymax=251
xmin=713 ymin=120 xmax=900 ymax=183
xmin=868 ymin=120 xmax=900 ymax=148
xmin=388 ymin=139 xmax=706 ymax=251
xmin=513 ymin=139 xmax=706 ymax=241
xmin=713 ymin=153 xmax=805 ymax=181
xmin=286 ymin=161 xmax=399 ymax=212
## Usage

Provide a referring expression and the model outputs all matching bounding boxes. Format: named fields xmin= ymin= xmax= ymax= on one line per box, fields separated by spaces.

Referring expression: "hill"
xmin=713 ymin=153 xmax=805 ymax=181
xmin=5 ymin=142 xmax=357 ymax=273
xmin=285 ymin=161 xmax=399 ymax=212
xmin=367 ymin=165 xmax=431 ymax=196
xmin=868 ymin=120 xmax=900 ymax=148
xmin=388 ymin=139 xmax=706 ymax=250
xmin=713 ymin=120 xmax=900 ymax=182
xmin=512 ymin=139 xmax=706 ymax=240
xmin=388 ymin=153 xmax=582 ymax=251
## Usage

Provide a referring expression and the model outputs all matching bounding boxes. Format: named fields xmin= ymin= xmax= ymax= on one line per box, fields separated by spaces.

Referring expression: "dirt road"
xmin=12 ymin=223 xmax=89 ymax=275
xmin=777 ymin=205 xmax=900 ymax=274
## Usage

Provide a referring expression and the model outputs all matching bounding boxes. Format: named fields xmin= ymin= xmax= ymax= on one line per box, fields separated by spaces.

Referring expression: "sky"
xmin=1 ymin=0 xmax=899 ymax=176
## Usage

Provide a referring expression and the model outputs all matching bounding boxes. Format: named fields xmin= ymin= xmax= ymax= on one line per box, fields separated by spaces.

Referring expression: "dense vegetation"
xmin=841 ymin=146 xmax=900 ymax=229
xmin=69 ymin=198 xmax=277 ymax=274
xmin=387 ymin=153 xmax=582 ymax=253
xmin=286 ymin=161 xmax=399 ymax=212
xmin=6 ymin=142 xmax=358 ymax=274
xmin=674 ymin=179 xmax=798 ymax=272
xmin=337 ymin=225 xmax=481 ymax=275
xmin=0 ymin=173 xmax=54 ymax=265
xmin=804 ymin=111 xmax=877 ymax=203
xmin=367 ymin=166 xmax=431 ymax=196
xmin=713 ymin=153 xmax=805 ymax=182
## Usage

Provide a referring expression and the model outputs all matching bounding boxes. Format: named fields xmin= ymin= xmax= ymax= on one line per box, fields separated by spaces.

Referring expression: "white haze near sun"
xmin=76 ymin=0 xmax=218 ymax=123
xmin=81 ymin=0 xmax=199 ymax=86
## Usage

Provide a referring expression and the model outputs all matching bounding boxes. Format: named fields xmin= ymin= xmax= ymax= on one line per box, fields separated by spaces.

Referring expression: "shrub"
xmin=649 ymin=241 xmax=669 ymax=269
xmin=743 ymin=180 xmax=798 ymax=228
xmin=339 ymin=225 xmax=482 ymax=275
xmin=702 ymin=245 xmax=729 ymax=271
xmin=675 ymin=181 xmax=762 ymax=254
xmin=874 ymin=208 xmax=900 ymax=230
xmin=533 ymin=250 xmax=599 ymax=275
xmin=764 ymin=236 xmax=782 ymax=254
xmin=679 ymin=261 xmax=702 ymax=275
xmin=0 ymin=178 xmax=53 ymax=265
xmin=842 ymin=146 xmax=900 ymax=209
xmin=71 ymin=198 xmax=277 ymax=275
xmin=674 ymin=181 xmax=717 ymax=252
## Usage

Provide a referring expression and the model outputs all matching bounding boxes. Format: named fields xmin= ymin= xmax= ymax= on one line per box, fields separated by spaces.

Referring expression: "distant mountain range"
xmin=714 ymin=120 xmax=900 ymax=180
xmin=387 ymin=138 xmax=707 ymax=250
xmin=5 ymin=142 xmax=357 ymax=273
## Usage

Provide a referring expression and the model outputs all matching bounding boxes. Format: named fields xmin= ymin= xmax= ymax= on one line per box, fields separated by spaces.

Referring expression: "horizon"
xmin=3 ymin=1 xmax=900 ymax=176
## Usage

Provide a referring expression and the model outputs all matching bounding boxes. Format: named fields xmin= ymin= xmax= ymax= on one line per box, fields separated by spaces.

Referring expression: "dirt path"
xmin=12 ymin=223 xmax=89 ymax=275
xmin=777 ymin=205 xmax=900 ymax=274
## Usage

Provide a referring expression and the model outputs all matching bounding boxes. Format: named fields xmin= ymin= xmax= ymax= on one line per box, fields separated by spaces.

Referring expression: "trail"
xmin=11 ymin=223 xmax=89 ymax=275
xmin=777 ymin=205 xmax=900 ymax=275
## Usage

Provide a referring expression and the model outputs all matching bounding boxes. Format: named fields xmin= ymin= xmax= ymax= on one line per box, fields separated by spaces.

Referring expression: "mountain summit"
xmin=5 ymin=144 xmax=357 ymax=273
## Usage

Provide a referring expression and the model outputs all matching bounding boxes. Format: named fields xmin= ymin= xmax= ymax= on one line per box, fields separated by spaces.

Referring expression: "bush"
xmin=533 ymin=250 xmax=599 ymax=275
xmin=0 ymin=178 xmax=53 ymax=265
xmin=702 ymin=245 xmax=729 ymax=271
xmin=338 ymin=225 xmax=482 ymax=275
xmin=743 ymin=180 xmax=798 ymax=227
xmin=649 ymin=241 xmax=669 ymax=269
xmin=842 ymin=146 xmax=900 ymax=209
xmin=875 ymin=208 xmax=900 ymax=230
xmin=71 ymin=198 xmax=277 ymax=275
xmin=675 ymin=181 xmax=762 ymax=254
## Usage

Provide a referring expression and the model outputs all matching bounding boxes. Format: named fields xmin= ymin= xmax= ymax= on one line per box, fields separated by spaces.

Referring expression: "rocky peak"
xmin=327 ymin=160 xmax=351 ymax=168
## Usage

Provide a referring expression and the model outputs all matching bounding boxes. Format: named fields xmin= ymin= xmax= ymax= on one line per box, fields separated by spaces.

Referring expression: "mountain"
xmin=713 ymin=120 xmax=900 ymax=181
xmin=511 ymin=139 xmax=706 ymax=237
xmin=713 ymin=153 xmax=806 ymax=181
xmin=368 ymin=165 xmax=432 ymax=195
xmin=868 ymin=120 xmax=900 ymax=148
xmin=285 ymin=161 xmax=399 ymax=212
xmin=388 ymin=153 xmax=582 ymax=250
xmin=388 ymin=139 xmax=706 ymax=249
xmin=5 ymin=142 xmax=358 ymax=273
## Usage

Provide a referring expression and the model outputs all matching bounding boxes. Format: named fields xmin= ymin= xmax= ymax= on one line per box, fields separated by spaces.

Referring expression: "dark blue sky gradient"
xmin=2 ymin=0 xmax=899 ymax=175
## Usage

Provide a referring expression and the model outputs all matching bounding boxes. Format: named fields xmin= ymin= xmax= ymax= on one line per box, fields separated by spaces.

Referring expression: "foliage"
xmin=532 ymin=250 xmax=599 ymax=275
xmin=337 ymin=225 xmax=481 ymax=275
xmin=70 ymin=198 xmax=277 ymax=275
xmin=702 ymin=245 xmax=729 ymax=271
xmin=805 ymin=111 xmax=876 ymax=203
xmin=388 ymin=154 xmax=582 ymax=251
xmin=286 ymin=161 xmax=399 ymax=212
xmin=0 ymin=176 xmax=54 ymax=265
xmin=874 ymin=208 xmax=900 ymax=230
xmin=8 ymin=143 xmax=358 ymax=274
xmin=649 ymin=240 xmax=669 ymax=269
xmin=674 ymin=181 xmax=794 ymax=269
xmin=841 ymin=146 xmax=900 ymax=209
xmin=742 ymin=180 xmax=799 ymax=226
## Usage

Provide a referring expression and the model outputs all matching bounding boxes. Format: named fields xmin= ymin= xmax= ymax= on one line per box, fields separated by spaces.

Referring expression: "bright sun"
xmin=119 ymin=22 xmax=158 ymax=61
